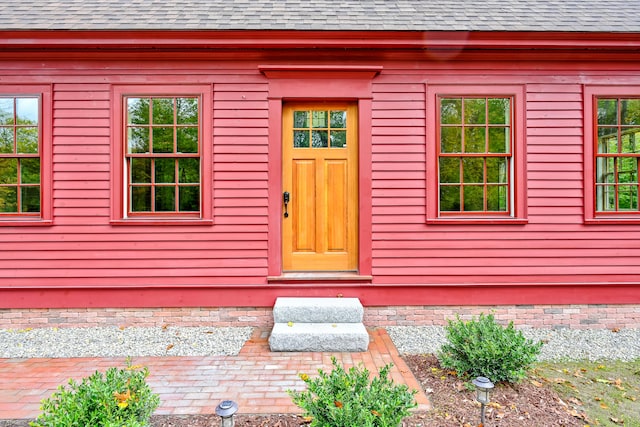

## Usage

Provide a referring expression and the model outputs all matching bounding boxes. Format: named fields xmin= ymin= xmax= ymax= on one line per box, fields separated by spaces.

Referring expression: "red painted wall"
xmin=1 ymin=31 xmax=639 ymax=308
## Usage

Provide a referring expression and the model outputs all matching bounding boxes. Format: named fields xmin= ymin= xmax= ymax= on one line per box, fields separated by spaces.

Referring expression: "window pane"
xmin=16 ymin=127 xmax=38 ymax=153
xmin=618 ymin=185 xmax=638 ymax=210
xmin=0 ymin=158 xmax=18 ymax=184
xmin=464 ymin=127 xmax=485 ymax=153
xmin=20 ymin=186 xmax=40 ymax=212
xmin=294 ymin=111 xmax=309 ymax=128
xmin=131 ymin=186 xmax=151 ymax=212
xmin=155 ymin=158 xmax=175 ymax=183
xmin=177 ymin=127 xmax=198 ymax=153
xmin=488 ymin=127 xmax=509 ymax=153
xmin=597 ymin=130 xmax=618 ymax=153
xmin=440 ymin=98 xmax=461 ymax=124
xmin=152 ymin=127 xmax=174 ymax=153
xmin=311 ymin=111 xmax=327 ymax=128
xmin=487 ymin=157 xmax=508 ymax=183
xmin=179 ymin=186 xmax=200 ymax=211
xmin=0 ymin=127 xmax=14 ymax=153
xmin=621 ymin=99 xmax=640 ymax=125
xmin=464 ymin=98 xmax=486 ymax=124
xmin=598 ymin=99 xmax=617 ymax=125
xmin=152 ymin=98 xmax=174 ymax=125
xmin=488 ymin=98 xmax=510 ymax=124
xmin=0 ymin=98 xmax=13 ymax=125
xmin=179 ymin=158 xmax=200 ymax=183
xmin=596 ymin=157 xmax=615 ymax=184
xmin=128 ymin=127 xmax=149 ymax=153
xmin=155 ymin=186 xmax=175 ymax=211
xmin=439 ymin=185 xmax=460 ymax=211
xmin=21 ymin=158 xmax=40 ymax=184
xmin=330 ymin=130 xmax=346 ymax=148
xmin=0 ymin=187 xmax=17 ymax=212
xmin=487 ymin=185 xmax=508 ymax=211
xmin=440 ymin=127 xmax=462 ymax=153
xmin=176 ymin=98 xmax=198 ymax=124
xmin=130 ymin=158 xmax=151 ymax=183
xmin=439 ymin=157 xmax=460 ymax=183
xmin=463 ymin=157 xmax=484 ymax=183
xmin=330 ymin=111 xmax=346 ymax=128
xmin=16 ymin=98 xmax=38 ymax=125
xmin=463 ymin=185 xmax=484 ymax=211
xmin=620 ymin=130 xmax=640 ymax=153
xmin=311 ymin=130 xmax=328 ymax=148
xmin=294 ymin=130 xmax=309 ymax=147
xmin=128 ymin=98 xmax=150 ymax=125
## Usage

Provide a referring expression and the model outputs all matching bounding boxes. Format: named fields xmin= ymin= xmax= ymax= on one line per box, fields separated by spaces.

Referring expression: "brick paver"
xmin=0 ymin=328 xmax=430 ymax=419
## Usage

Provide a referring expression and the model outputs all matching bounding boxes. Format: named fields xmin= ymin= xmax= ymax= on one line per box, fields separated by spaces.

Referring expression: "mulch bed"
xmin=0 ymin=354 xmax=583 ymax=427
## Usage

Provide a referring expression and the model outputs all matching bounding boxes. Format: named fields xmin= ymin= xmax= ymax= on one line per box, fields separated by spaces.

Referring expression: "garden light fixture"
xmin=472 ymin=376 xmax=494 ymax=425
xmin=215 ymin=400 xmax=238 ymax=427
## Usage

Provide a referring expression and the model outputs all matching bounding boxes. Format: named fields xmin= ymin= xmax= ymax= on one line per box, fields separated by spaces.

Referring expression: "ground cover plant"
xmin=30 ymin=363 xmax=159 ymax=427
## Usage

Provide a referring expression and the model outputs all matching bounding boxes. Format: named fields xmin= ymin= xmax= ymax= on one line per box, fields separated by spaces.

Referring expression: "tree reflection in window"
xmin=0 ymin=96 xmax=40 ymax=214
xmin=125 ymin=96 xmax=200 ymax=215
xmin=293 ymin=109 xmax=347 ymax=149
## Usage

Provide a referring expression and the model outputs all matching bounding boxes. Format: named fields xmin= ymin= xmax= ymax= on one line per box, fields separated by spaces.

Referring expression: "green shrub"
xmin=288 ymin=356 xmax=417 ymax=427
xmin=438 ymin=313 xmax=543 ymax=384
xmin=31 ymin=362 xmax=160 ymax=427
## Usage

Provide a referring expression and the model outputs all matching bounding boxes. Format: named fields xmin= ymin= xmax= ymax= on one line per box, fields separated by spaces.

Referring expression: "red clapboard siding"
xmin=0 ymin=47 xmax=639 ymax=308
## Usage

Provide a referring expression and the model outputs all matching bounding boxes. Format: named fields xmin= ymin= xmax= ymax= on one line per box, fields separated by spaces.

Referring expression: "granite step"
xmin=268 ymin=322 xmax=369 ymax=352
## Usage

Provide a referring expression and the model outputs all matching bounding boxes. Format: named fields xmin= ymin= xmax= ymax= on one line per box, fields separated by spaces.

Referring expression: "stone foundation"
xmin=1 ymin=304 xmax=639 ymax=330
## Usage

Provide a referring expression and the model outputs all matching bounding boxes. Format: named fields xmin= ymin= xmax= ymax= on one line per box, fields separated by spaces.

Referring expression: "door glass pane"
xmin=312 ymin=130 xmax=328 ymax=148
xmin=330 ymin=111 xmax=346 ymax=128
xmin=311 ymin=111 xmax=327 ymax=128
xmin=330 ymin=130 xmax=346 ymax=148
xmin=294 ymin=111 xmax=308 ymax=128
xmin=294 ymin=130 xmax=309 ymax=148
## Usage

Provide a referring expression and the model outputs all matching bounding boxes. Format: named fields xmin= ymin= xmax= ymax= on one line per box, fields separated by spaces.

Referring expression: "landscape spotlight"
xmin=215 ymin=400 xmax=238 ymax=427
xmin=472 ymin=376 xmax=494 ymax=425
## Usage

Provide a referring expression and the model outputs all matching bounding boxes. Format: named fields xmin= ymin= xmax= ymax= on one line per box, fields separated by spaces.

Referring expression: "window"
xmin=426 ymin=85 xmax=527 ymax=223
xmin=585 ymin=86 xmax=640 ymax=223
xmin=595 ymin=98 xmax=640 ymax=212
xmin=111 ymin=86 xmax=212 ymax=223
xmin=0 ymin=88 xmax=51 ymax=224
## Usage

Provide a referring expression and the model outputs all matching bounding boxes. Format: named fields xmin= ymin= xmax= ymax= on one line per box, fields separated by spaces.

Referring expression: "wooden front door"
xmin=282 ymin=103 xmax=358 ymax=271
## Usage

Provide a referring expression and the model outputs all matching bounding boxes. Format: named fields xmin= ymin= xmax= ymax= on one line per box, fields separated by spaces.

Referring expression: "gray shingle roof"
xmin=1 ymin=0 xmax=639 ymax=33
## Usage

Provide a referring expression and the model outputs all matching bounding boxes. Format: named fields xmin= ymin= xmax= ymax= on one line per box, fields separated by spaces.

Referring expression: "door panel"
xmin=283 ymin=103 xmax=358 ymax=271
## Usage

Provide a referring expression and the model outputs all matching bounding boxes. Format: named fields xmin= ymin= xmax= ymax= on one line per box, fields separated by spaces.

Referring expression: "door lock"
xmin=283 ymin=191 xmax=290 ymax=218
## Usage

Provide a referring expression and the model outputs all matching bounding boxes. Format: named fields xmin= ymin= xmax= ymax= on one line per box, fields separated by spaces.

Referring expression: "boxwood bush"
xmin=438 ymin=313 xmax=543 ymax=384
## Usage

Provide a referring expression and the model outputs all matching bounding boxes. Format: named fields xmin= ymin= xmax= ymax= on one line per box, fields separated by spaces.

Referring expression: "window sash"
xmin=437 ymin=96 xmax=514 ymax=216
xmin=123 ymin=95 xmax=202 ymax=217
xmin=0 ymin=95 xmax=41 ymax=216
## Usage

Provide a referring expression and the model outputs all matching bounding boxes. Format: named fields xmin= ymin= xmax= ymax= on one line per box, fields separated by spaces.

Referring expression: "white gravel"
xmin=1 ymin=325 xmax=639 ymax=361
xmin=0 ymin=326 xmax=253 ymax=358
xmin=387 ymin=326 xmax=640 ymax=361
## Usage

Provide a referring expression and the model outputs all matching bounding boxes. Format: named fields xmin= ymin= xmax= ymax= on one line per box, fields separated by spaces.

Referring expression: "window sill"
xmin=585 ymin=217 xmax=640 ymax=225
xmin=0 ymin=219 xmax=52 ymax=227
xmin=427 ymin=217 xmax=528 ymax=225
xmin=110 ymin=219 xmax=213 ymax=226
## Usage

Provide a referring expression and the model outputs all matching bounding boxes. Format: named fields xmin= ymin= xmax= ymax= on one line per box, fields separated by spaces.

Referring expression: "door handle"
xmin=283 ymin=191 xmax=290 ymax=218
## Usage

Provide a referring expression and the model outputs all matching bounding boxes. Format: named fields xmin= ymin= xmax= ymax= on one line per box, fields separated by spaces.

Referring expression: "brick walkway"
xmin=0 ymin=328 xmax=430 ymax=419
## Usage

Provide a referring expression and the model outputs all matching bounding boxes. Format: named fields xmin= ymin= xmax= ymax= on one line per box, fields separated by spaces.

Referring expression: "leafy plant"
xmin=288 ymin=356 xmax=417 ymax=427
xmin=438 ymin=313 xmax=542 ymax=384
xmin=31 ymin=362 xmax=160 ymax=427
